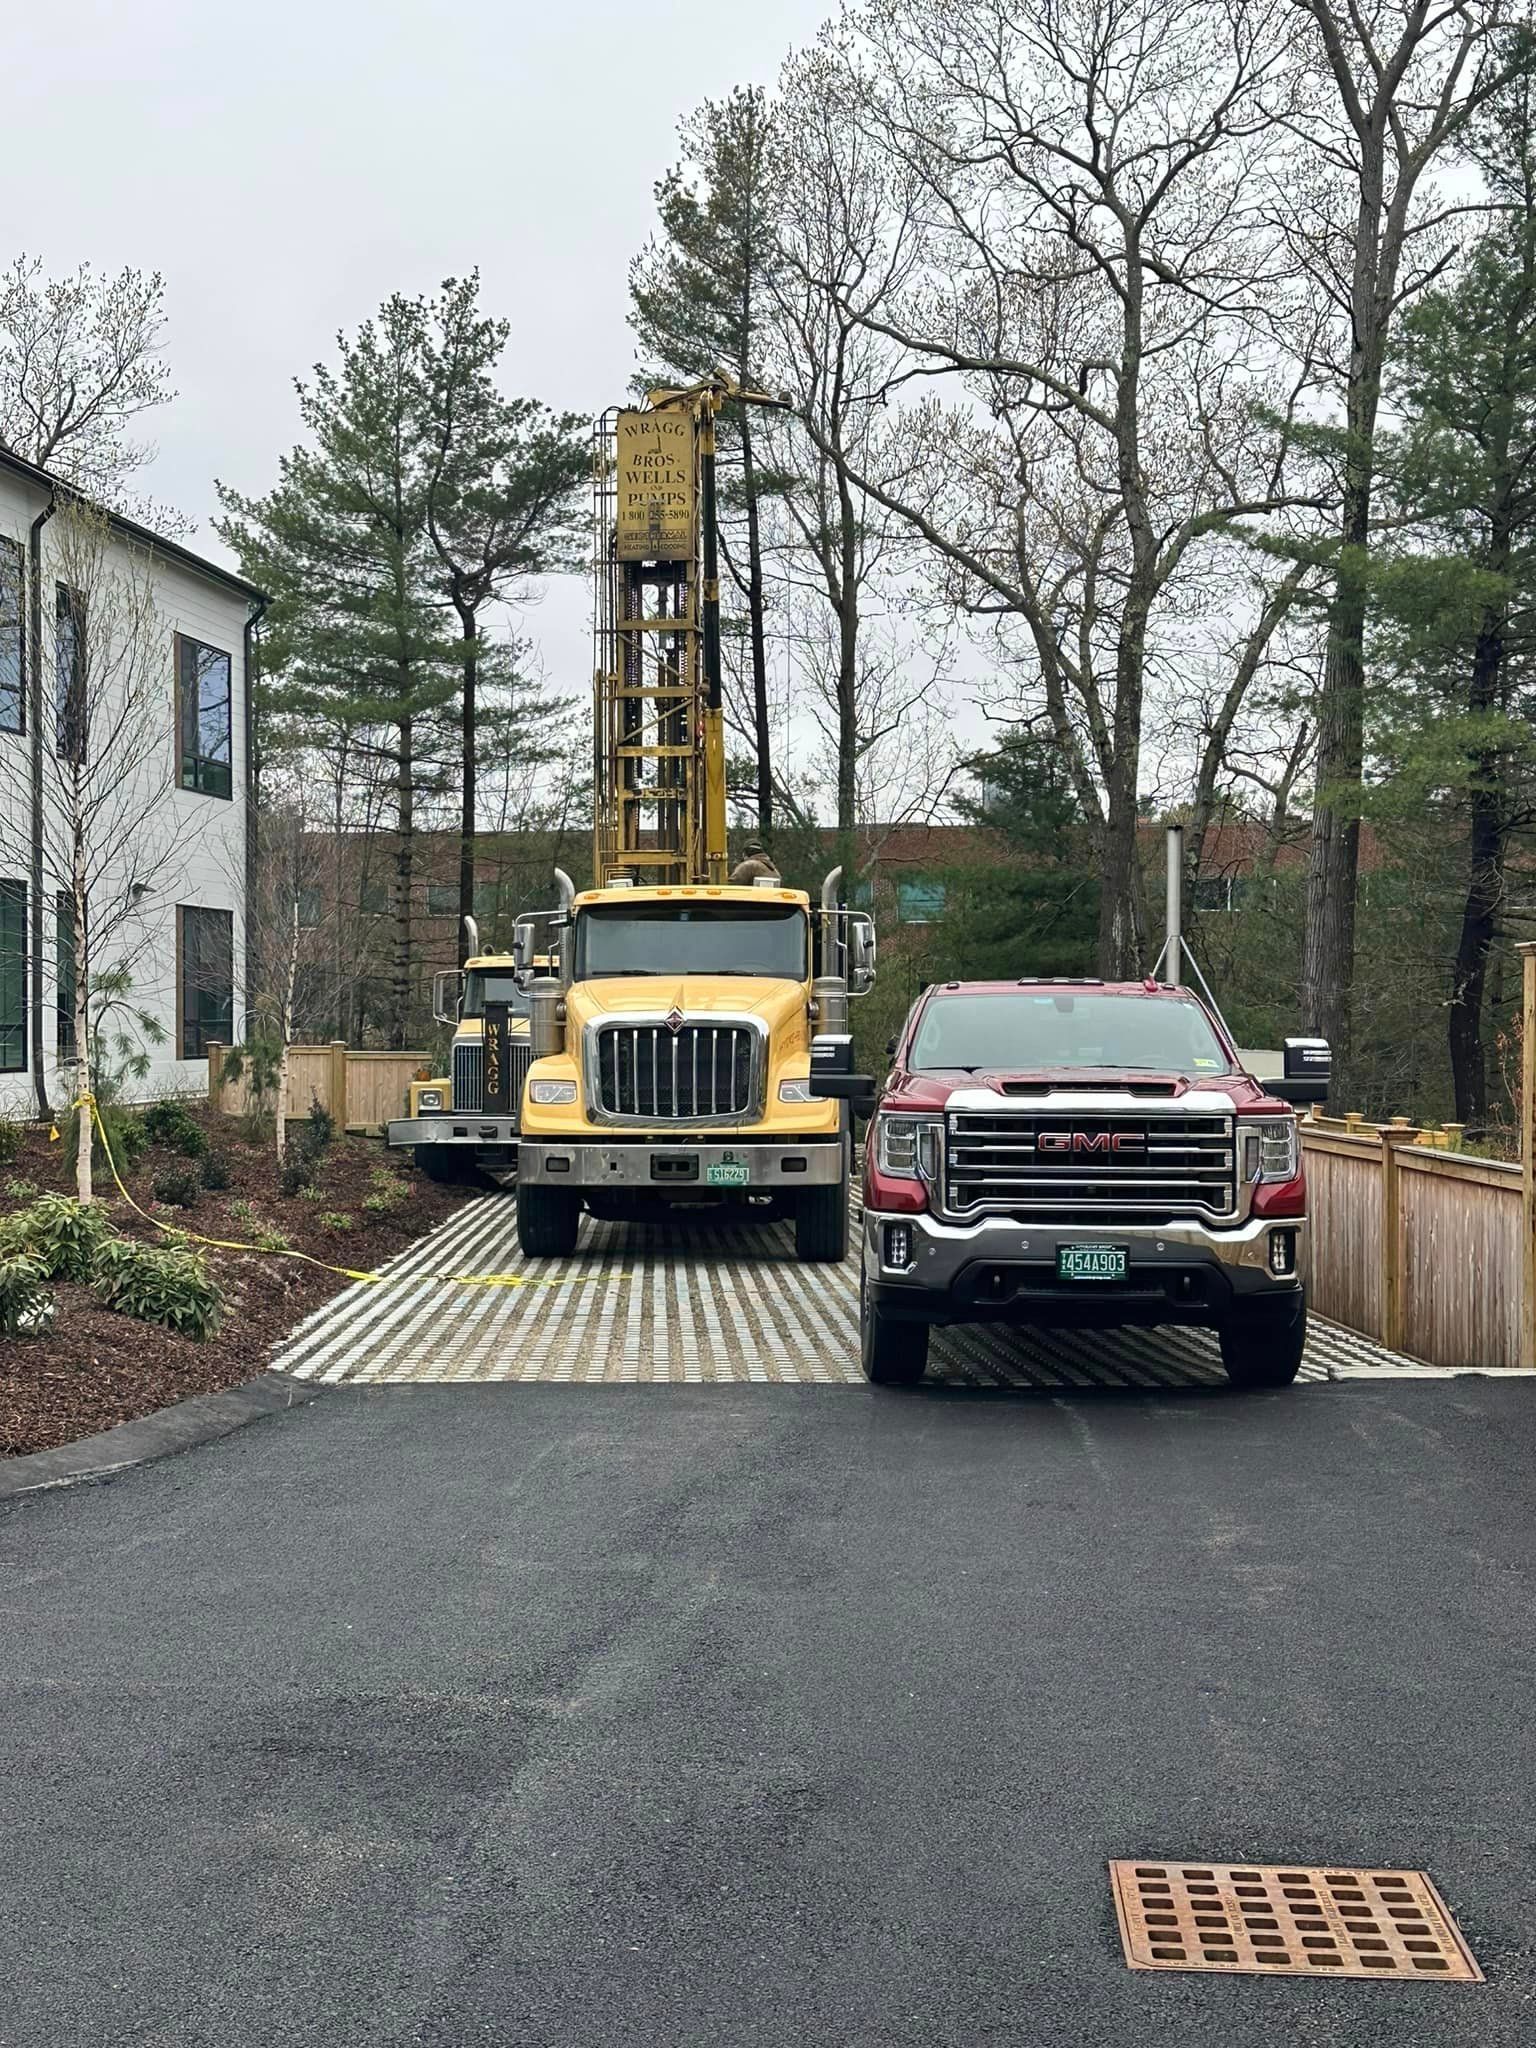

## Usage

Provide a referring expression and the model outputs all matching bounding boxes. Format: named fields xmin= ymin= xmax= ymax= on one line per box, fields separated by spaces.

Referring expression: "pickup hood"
xmin=879 ymin=1066 xmax=1278 ymax=1112
xmin=569 ymin=976 xmax=807 ymax=1039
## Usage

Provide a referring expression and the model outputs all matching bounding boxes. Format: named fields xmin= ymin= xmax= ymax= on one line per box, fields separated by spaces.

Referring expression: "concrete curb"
xmin=0 ymin=1371 xmax=323 ymax=1501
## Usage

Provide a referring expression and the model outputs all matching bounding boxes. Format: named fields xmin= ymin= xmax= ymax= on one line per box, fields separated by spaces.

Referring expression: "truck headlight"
xmin=778 ymin=1077 xmax=814 ymax=1102
xmin=417 ymin=1088 xmax=443 ymax=1110
xmin=1244 ymin=1118 xmax=1298 ymax=1181
xmin=528 ymin=1079 xmax=577 ymax=1106
xmin=877 ymin=1115 xmax=942 ymax=1178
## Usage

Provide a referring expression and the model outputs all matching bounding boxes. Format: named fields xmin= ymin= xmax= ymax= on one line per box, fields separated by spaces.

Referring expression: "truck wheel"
xmin=517 ymin=1181 xmax=581 ymax=1257
xmin=860 ymin=1276 xmax=928 ymax=1386
xmin=414 ymin=1146 xmax=481 ymax=1187
xmin=795 ymin=1181 xmax=849 ymax=1262
xmin=1218 ymin=1293 xmax=1307 ymax=1388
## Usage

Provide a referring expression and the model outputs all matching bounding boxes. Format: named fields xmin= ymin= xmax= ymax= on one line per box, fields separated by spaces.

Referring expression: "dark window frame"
xmin=56 ymin=583 xmax=86 ymax=763
xmin=56 ymin=890 xmax=78 ymax=1059
xmin=174 ymin=633 xmax=234 ymax=799
xmin=0 ymin=879 xmax=27 ymax=1074
xmin=0 ymin=536 xmax=22 ymax=737
xmin=177 ymin=904 xmax=234 ymax=1061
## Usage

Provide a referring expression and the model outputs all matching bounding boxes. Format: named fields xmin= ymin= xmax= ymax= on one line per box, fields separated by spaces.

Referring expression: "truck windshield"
xmin=574 ymin=904 xmax=807 ymax=981
xmin=461 ymin=973 xmax=531 ymax=1018
xmin=908 ymin=991 xmax=1234 ymax=1076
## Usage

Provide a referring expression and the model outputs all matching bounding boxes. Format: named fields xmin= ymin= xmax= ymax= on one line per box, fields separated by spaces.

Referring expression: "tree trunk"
xmin=72 ymin=872 xmax=91 ymax=1203
xmin=274 ymin=898 xmax=300 ymax=1164
xmin=457 ymin=601 xmax=477 ymax=965
xmin=739 ymin=415 xmax=773 ymax=837
xmin=1449 ymin=563 xmax=1511 ymax=1128
xmin=834 ymin=464 xmax=859 ymax=894
xmin=391 ymin=716 xmax=414 ymax=1050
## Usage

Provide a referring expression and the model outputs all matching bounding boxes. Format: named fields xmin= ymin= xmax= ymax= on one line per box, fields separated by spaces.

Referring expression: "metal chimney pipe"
xmin=1164 ymin=824 xmax=1184 ymax=988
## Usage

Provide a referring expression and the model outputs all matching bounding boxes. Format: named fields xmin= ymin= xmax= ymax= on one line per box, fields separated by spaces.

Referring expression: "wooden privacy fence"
xmin=207 ymin=1042 xmax=427 ymax=1137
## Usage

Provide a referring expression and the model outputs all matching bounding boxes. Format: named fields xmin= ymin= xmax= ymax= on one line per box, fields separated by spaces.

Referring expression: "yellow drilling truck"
xmin=510 ymin=378 xmax=875 ymax=1260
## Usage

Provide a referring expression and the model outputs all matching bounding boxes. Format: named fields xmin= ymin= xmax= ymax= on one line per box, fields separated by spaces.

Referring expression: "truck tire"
xmin=1218 ymin=1292 xmax=1307 ymax=1388
xmin=795 ymin=1180 xmax=849 ymax=1262
xmin=860 ymin=1276 xmax=928 ymax=1386
xmin=517 ymin=1181 xmax=581 ymax=1257
xmin=414 ymin=1146 xmax=483 ymax=1187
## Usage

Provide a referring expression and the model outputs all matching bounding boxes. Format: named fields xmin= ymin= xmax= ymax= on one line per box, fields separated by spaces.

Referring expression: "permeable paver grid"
xmin=272 ymin=1194 xmax=1438 ymax=1388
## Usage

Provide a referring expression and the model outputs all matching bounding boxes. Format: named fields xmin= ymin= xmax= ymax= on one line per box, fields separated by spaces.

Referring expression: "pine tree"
xmin=630 ymin=86 xmax=785 ymax=837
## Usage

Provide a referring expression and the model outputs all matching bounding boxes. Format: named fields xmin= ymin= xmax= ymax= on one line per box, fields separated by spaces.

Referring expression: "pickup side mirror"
xmin=1274 ymin=1035 xmax=1331 ymax=1106
xmin=885 ymin=1036 xmax=898 ymax=1059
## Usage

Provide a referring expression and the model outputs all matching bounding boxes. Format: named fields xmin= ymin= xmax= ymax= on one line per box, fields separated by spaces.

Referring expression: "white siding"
xmin=0 ymin=464 xmax=254 ymax=1118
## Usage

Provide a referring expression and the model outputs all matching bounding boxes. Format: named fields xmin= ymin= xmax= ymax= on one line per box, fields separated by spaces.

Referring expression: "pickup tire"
xmin=517 ymin=1181 xmax=581 ymax=1258
xmin=794 ymin=1181 xmax=849 ymax=1263
xmin=860 ymin=1275 xmax=929 ymax=1386
xmin=1218 ymin=1293 xmax=1307 ymax=1388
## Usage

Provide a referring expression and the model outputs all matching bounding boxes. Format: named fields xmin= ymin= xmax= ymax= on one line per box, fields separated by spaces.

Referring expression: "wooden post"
xmin=1380 ymin=1123 xmax=1420 ymax=1355
xmin=207 ymin=1041 xmax=224 ymax=1108
xmin=329 ymin=1040 xmax=348 ymax=1125
xmin=1520 ymin=944 xmax=1536 ymax=1367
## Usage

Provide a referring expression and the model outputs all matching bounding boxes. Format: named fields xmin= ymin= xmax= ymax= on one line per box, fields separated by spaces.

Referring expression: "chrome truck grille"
xmin=451 ymin=1038 xmax=531 ymax=1122
xmin=594 ymin=1021 xmax=760 ymax=1123
xmin=944 ymin=1111 xmax=1237 ymax=1222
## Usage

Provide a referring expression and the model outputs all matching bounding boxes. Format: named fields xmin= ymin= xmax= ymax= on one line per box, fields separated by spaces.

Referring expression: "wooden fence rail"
xmin=206 ymin=1042 xmax=427 ymax=1137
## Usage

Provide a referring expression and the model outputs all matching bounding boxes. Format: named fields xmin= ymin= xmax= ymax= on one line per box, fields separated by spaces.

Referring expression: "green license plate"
xmin=1057 ymin=1244 xmax=1127 ymax=1282
xmin=706 ymin=1162 xmax=751 ymax=1188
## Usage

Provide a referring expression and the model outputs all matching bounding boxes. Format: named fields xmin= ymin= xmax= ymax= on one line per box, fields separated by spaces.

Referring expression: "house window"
xmin=56 ymin=585 xmax=85 ymax=762
xmin=56 ymin=892 xmax=78 ymax=1058
xmin=896 ymin=878 xmax=946 ymax=924
xmin=360 ymin=882 xmax=387 ymax=915
xmin=297 ymin=887 xmax=323 ymax=929
xmin=0 ymin=881 xmax=26 ymax=1072
xmin=426 ymin=884 xmax=457 ymax=917
xmin=177 ymin=636 xmax=233 ymax=798
xmin=0 ymin=539 xmax=21 ymax=735
xmin=178 ymin=906 xmax=233 ymax=1059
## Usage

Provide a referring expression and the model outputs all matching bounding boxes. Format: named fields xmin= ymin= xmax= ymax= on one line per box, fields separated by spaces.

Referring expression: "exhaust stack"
xmin=1164 ymin=824 xmax=1183 ymax=990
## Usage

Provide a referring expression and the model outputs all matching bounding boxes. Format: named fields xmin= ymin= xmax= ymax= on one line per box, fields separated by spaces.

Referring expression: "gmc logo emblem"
xmin=1038 ymin=1131 xmax=1146 ymax=1154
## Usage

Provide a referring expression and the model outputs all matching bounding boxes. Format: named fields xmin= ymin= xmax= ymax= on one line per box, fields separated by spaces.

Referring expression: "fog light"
xmin=884 ymin=1222 xmax=913 ymax=1270
xmin=1269 ymin=1229 xmax=1296 ymax=1277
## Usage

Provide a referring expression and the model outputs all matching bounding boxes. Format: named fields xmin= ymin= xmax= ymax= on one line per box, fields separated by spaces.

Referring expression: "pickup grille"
xmin=452 ymin=1038 xmax=530 ymax=1122
xmin=595 ymin=1022 xmax=758 ymax=1122
xmin=945 ymin=1111 xmax=1236 ymax=1222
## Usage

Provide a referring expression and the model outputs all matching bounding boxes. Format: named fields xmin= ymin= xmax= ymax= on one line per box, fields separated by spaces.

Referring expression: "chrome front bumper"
xmin=388 ymin=1117 xmax=519 ymax=1148
xmin=864 ymin=1208 xmax=1306 ymax=1320
xmin=519 ymin=1138 xmax=844 ymax=1189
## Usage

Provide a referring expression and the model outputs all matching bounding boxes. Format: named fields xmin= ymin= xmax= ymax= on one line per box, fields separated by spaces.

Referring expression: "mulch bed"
xmin=0 ymin=1108 xmax=477 ymax=1459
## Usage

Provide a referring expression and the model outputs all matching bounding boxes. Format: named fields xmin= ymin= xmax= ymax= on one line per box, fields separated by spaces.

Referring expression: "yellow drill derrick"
xmin=591 ymin=374 xmax=783 ymax=890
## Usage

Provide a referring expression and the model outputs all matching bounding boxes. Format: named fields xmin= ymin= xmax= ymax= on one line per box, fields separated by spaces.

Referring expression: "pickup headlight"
xmin=528 ymin=1078 xmax=577 ymax=1106
xmin=416 ymin=1088 xmax=444 ymax=1110
xmin=877 ymin=1115 xmax=942 ymax=1179
xmin=1244 ymin=1117 xmax=1298 ymax=1181
xmin=778 ymin=1076 xmax=814 ymax=1103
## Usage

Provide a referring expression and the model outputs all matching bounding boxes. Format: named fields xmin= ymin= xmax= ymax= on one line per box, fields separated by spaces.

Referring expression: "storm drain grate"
xmin=1109 ymin=1861 xmax=1483 ymax=1980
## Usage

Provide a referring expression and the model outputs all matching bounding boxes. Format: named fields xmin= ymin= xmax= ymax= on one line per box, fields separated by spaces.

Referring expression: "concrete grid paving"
xmin=273 ymin=1193 xmax=1466 ymax=1389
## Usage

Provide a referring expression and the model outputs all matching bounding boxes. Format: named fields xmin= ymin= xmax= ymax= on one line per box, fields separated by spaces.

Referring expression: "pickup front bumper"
xmin=864 ymin=1209 xmax=1305 ymax=1327
xmin=519 ymin=1136 xmax=844 ymax=1190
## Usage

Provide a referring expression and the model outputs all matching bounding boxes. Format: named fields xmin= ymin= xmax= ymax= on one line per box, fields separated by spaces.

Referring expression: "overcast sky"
xmin=9 ymin=0 xmax=836 ymax=697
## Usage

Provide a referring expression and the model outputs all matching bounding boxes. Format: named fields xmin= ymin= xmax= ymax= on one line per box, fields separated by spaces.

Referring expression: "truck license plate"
xmin=706 ymin=1162 xmax=751 ymax=1188
xmin=1057 ymin=1244 xmax=1127 ymax=1282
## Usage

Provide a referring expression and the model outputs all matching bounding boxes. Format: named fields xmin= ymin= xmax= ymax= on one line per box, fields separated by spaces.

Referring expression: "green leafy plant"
xmin=3 ymin=1177 xmax=38 ymax=1201
xmin=94 ymin=1240 xmax=221 ymax=1339
xmin=254 ymin=1226 xmax=293 ymax=1252
xmin=141 ymin=1099 xmax=209 ymax=1159
xmin=317 ymin=1211 xmax=353 ymax=1232
xmin=306 ymin=1094 xmax=337 ymax=1151
xmin=0 ymin=1249 xmax=52 ymax=1335
xmin=278 ymin=1156 xmax=313 ymax=1198
xmin=12 ymin=1193 xmax=118 ymax=1281
xmin=218 ymin=1033 xmax=282 ymax=1144
xmin=297 ymin=1182 xmax=326 ymax=1202
xmin=229 ymin=1198 xmax=257 ymax=1226
xmin=151 ymin=1166 xmax=202 ymax=1210
xmin=0 ymin=1116 xmax=24 ymax=1168
xmin=199 ymin=1151 xmax=232 ymax=1192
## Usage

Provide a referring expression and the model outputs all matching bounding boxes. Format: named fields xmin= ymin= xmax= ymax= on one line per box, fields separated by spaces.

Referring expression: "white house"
xmin=0 ymin=446 xmax=264 ymax=1120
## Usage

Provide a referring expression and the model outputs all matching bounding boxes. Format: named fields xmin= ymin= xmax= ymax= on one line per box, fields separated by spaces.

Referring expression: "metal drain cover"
xmin=1110 ymin=1861 xmax=1483 ymax=1980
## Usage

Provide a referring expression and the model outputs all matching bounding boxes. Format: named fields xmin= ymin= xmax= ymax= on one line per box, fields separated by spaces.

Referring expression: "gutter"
xmin=241 ymin=596 xmax=270 ymax=1038
xmin=28 ymin=491 xmax=55 ymax=1119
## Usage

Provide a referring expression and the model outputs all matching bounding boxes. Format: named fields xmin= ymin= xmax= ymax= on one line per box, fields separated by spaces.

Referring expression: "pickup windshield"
xmin=574 ymin=904 xmax=807 ymax=981
xmin=461 ymin=972 xmax=531 ymax=1019
xmin=908 ymin=991 xmax=1234 ymax=1076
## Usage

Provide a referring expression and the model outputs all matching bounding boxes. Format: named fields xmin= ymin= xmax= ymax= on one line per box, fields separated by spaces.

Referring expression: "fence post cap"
xmin=1518 ymin=941 xmax=1536 ymax=957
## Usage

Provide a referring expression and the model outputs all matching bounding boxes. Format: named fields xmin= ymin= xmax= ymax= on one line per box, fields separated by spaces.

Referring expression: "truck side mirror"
xmin=431 ymin=969 xmax=462 ymax=1027
xmin=810 ymin=1071 xmax=878 ymax=1117
xmin=511 ymin=919 xmax=535 ymax=980
xmin=1275 ymin=1036 xmax=1331 ymax=1106
xmin=849 ymin=915 xmax=877 ymax=994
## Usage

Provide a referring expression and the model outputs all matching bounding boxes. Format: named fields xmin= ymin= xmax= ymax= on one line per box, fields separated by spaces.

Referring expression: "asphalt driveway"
xmin=3 ymin=1377 xmax=1533 ymax=2046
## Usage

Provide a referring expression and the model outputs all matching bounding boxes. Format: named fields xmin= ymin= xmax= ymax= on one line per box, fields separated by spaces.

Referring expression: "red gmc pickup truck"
xmin=839 ymin=979 xmax=1330 ymax=1390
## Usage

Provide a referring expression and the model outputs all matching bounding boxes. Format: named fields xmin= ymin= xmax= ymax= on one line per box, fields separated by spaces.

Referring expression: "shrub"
xmin=151 ymin=1167 xmax=203 ymax=1210
xmin=199 ymin=1151 xmax=232 ymax=1192
xmin=361 ymin=1191 xmax=400 ymax=1215
xmin=254 ymin=1226 xmax=293 ymax=1253
xmin=317 ymin=1211 xmax=353 ymax=1232
xmin=141 ymin=1099 xmax=208 ymax=1159
xmin=3 ymin=1177 xmax=38 ymax=1202
xmin=94 ymin=1240 xmax=221 ymax=1339
xmin=297 ymin=1182 xmax=325 ymax=1203
xmin=229 ymin=1198 xmax=256 ymax=1224
xmin=13 ymin=1193 xmax=117 ymax=1281
xmin=0 ymin=1249 xmax=51 ymax=1335
xmin=306 ymin=1094 xmax=337 ymax=1151
xmin=278 ymin=1156 xmax=313 ymax=1198
xmin=0 ymin=1116 xmax=24 ymax=1168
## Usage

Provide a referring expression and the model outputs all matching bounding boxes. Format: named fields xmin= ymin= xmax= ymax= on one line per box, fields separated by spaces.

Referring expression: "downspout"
xmin=28 ymin=491 xmax=56 ymax=1119
xmin=242 ymin=596 xmax=269 ymax=1040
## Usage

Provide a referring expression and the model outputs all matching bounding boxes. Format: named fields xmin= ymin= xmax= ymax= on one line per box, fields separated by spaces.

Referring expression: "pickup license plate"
xmin=706 ymin=1162 xmax=751 ymax=1188
xmin=1057 ymin=1244 xmax=1127 ymax=1282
